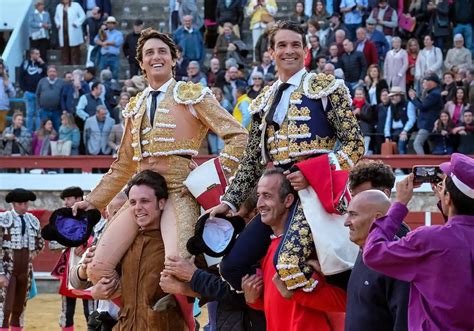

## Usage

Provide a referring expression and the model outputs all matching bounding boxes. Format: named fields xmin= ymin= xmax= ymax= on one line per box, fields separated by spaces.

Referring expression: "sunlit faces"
xmin=342 ymin=39 xmax=353 ymax=53
xmin=269 ymin=29 xmax=306 ymax=81
xmin=380 ymin=90 xmax=389 ymax=104
xmin=140 ymin=38 xmax=176 ymax=83
xmin=256 ymin=175 xmax=293 ymax=228
xmin=44 ymin=119 xmax=53 ymax=132
xmin=463 ymin=111 xmax=473 ymax=125
xmin=443 ymin=73 xmax=454 ymax=85
xmin=423 ymin=35 xmax=433 ymax=48
xmin=13 ymin=115 xmax=24 ymax=128
xmin=128 ymin=184 xmax=165 ymax=231
xmin=47 ymin=67 xmax=57 ymax=80
xmin=12 ymin=202 xmax=28 ymax=216
xmin=344 ymin=198 xmax=373 ymax=247
xmin=63 ymin=196 xmax=82 ymax=208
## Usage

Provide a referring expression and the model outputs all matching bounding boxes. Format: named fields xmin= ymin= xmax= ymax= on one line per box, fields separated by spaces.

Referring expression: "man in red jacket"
xmin=355 ymin=27 xmax=379 ymax=66
xmin=242 ymin=169 xmax=347 ymax=331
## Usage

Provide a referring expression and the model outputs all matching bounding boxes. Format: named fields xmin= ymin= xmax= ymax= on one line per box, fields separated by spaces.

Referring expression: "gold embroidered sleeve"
xmin=193 ymin=96 xmax=248 ymax=174
xmin=86 ymin=118 xmax=137 ymax=209
xmin=327 ymin=85 xmax=365 ymax=169
xmin=221 ymin=114 xmax=266 ymax=208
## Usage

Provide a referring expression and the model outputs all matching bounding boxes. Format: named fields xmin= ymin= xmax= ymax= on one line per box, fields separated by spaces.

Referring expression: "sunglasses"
xmin=253 ymin=77 xmax=263 ymax=80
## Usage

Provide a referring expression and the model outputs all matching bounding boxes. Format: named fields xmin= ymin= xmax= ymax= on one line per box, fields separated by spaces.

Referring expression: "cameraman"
xmin=363 ymin=153 xmax=474 ymax=330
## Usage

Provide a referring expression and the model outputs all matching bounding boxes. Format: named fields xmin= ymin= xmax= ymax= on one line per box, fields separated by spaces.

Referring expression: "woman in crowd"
xmin=32 ymin=118 xmax=57 ymax=156
xmin=365 ymin=64 xmax=389 ymax=107
xmin=112 ymin=92 xmax=130 ymax=125
xmin=374 ymin=88 xmax=391 ymax=154
xmin=384 ymin=37 xmax=408 ymax=93
xmin=444 ymin=87 xmax=470 ymax=126
xmin=305 ymin=19 xmax=320 ymax=46
xmin=406 ymin=38 xmax=420 ymax=90
xmin=352 ymin=87 xmax=374 ymax=154
xmin=214 ymin=23 xmax=241 ymax=68
xmin=247 ymin=71 xmax=265 ymax=99
xmin=58 ymin=113 xmax=80 ymax=155
xmin=311 ymin=0 xmax=329 ymax=31
xmin=430 ymin=110 xmax=455 ymax=155
xmin=384 ymin=87 xmax=416 ymax=155
xmin=54 ymin=0 xmax=86 ymax=65
xmin=290 ymin=1 xmax=309 ymax=31
xmin=245 ymin=0 xmax=278 ymax=58
xmin=415 ymin=34 xmax=443 ymax=86
xmin=1 ymin=112 xmax=32 ymax=156
xmin=440 ymin=71 xmax=457 ymax=104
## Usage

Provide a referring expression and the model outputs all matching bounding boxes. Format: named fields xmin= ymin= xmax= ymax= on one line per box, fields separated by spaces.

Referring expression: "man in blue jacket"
xmin=173 ymin=15 xmax=205 ymax=64
xmin=408 ymin=74 xmax=443 ymax=155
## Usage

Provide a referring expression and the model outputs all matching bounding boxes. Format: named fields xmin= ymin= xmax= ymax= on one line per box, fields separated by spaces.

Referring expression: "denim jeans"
xmin=39 ymin=108 xmax=61 ymax=131
xmin=207 ymin=133 xmax=224 ymax=155
xmin=453 ymin=23 xmax=473 ymax=53
xmin=391 ymin=128 xmax=408 ymax=154
xmin=24 ymin=91 xmax=40 ymax=133
xmin=99 ymin=54 xmax=120 ymax=79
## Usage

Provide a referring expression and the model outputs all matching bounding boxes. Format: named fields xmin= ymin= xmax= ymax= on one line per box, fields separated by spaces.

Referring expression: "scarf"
xmin=352 ymin=98 xmax=366 ymax=110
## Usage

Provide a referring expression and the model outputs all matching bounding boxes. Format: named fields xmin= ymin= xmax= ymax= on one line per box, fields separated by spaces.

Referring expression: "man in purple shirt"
xmin=363 ymin=153 xmax=474 ymax=331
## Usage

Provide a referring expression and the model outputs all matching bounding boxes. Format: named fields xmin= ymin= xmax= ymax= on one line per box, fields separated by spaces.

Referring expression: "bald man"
xmin=344 ymin=190 xmax=409 ymax=331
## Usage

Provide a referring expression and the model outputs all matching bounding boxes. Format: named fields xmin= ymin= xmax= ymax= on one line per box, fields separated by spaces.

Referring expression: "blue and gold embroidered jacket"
xmin=223 ymin=72 xmax=364 ymax=208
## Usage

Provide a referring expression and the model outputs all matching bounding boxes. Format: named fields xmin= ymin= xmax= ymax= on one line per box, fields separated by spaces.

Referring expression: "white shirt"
xmin=145 ymin=78 xmax=174 ymax=121
xmin=273 ymin=68 xmax=307 ymax=126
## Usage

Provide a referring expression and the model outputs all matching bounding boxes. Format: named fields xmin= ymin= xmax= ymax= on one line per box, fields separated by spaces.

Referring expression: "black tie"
xmin=265 ymin=83 xmax=291 ymax=131
xmin=149 ymin=91 xmax=161 ymax=125
xmin=19 ymin=215 xmax=26 ymax=236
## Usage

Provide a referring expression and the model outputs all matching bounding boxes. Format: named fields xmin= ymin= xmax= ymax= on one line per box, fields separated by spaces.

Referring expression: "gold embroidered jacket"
xmin=87 ymin=80 xmax=248 ymax=209
xmin=222 ymin=73 xmax=364 ymax=208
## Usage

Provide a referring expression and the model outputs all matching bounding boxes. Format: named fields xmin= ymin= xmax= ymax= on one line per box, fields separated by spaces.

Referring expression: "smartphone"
xmin=412 ymin=166 xmax=443 ymax=185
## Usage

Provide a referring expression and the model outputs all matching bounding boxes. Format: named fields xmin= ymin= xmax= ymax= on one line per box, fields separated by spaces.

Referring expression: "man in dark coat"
xmin=345 ymin=162 xmax=410 ymax=331
xmin=122 ymin=20 xmax=144 ymax=78
xmin=409 ymin=74 xmax=443 ymax=155
xmin=338 ymin=39 xmax=367 ymax=92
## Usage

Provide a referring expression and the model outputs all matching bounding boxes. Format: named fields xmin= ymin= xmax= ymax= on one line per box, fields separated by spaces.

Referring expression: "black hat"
xmin=134 ymin=19 xmax=144 ymax=26
xmin=60 ymin=186 xmax=84 ymax=200
xmin=6 ymin=188 xmax=36 ymax=203
xmin=424 ymin=73 xmax=441 ymax=85
xmin=187 ymin=213 xmax=245 ymax=258
xmin=41 ymin=208 xmax=101 ymax=247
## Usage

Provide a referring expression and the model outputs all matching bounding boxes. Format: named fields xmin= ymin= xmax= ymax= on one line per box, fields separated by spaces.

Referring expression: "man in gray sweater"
xmin=35 ymin=65 xmax=64 ymax=131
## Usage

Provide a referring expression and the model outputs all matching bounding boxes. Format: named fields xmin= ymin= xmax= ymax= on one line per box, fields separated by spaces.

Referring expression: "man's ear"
xmin=284 ymin=193 xmax=295 ymax=209
xmin=158 ymin=198 xmax=166 ymax=211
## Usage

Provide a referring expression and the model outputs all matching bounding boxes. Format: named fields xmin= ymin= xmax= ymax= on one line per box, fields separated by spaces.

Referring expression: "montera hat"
xmin=440 ymin=153 xmax=474 ymax=199
xmin=60 ymin=186 xmax=84 ymax=200
xmin=41 ymin=208 xmax=101 ymax=247
xmin=187 ymin=213 xmax=245 ymax=258
xmin=6 ymin=189 xmax=36 ymax=203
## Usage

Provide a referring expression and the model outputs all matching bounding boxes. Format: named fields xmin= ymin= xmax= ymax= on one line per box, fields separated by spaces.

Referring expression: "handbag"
xmin=398 ymin=13 xmax=416 ymax=32
xmin=381 ymin=141 xmax=398 ymax=155
xmin=51 ymin=140 xmax=72 ymax=156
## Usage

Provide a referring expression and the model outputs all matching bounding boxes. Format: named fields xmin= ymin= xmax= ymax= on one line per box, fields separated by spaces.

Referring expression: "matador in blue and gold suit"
xmin=220 ymin=69 xmax=365 ymax=292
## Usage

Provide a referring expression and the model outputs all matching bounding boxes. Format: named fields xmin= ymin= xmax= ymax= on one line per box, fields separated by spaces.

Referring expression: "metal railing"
xmin=0 ymin=154 xmax=469 ymax=173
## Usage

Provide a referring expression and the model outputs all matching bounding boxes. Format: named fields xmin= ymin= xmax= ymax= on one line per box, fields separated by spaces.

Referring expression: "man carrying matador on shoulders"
xmin=211 ymin=20 xmax=365 ymax=294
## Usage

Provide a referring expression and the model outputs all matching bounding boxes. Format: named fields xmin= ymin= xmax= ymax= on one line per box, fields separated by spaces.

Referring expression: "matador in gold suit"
xmin=84 ymin=78 xmax=247 ymax=285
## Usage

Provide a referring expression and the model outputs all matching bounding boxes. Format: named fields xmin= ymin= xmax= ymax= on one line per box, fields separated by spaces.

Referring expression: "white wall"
xmin=1 ymin=0 xmax=34 ymax=83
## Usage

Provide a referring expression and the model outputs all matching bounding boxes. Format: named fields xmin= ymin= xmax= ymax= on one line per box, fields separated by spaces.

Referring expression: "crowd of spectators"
xmin=1 ymin=0 xmax=474 ymax=158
